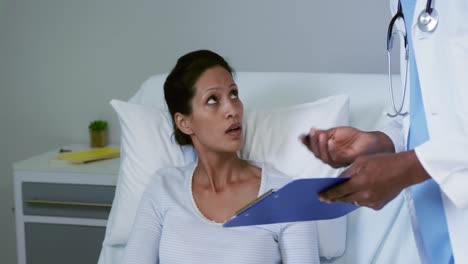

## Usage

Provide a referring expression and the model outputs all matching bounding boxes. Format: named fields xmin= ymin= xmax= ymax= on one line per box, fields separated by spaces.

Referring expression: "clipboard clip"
xmin=235 ymin=188 xmax=276 ymax=216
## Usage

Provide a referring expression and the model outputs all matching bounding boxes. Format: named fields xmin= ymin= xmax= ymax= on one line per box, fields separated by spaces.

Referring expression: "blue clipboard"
xmin=223 ymin=177 xmax=359 ymax=227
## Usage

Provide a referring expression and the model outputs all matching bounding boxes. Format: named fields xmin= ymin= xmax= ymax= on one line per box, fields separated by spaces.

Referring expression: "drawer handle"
xmin=25 ymin=199 xmax=112 ymax=208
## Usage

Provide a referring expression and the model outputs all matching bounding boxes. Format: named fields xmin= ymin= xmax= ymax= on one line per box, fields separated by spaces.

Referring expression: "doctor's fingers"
xmin=319 ymin=157 xmax=374 ymax=202
xmin=300 ymin=128 xmax=323 ymax=157
xmin=337 ymin=155 xmax=402 ymax=210
xmin=301 ymin=129 xmax=350 ymax=168
xmin=336 ymin=192 xmax=384 ymax=210
xmin=319 ymin=175 xmax=386 ymax=209
xmin=318 ymin=178 xmax=358 ymax=203
xmin=318 ymin=133 xmax=334 ymax=164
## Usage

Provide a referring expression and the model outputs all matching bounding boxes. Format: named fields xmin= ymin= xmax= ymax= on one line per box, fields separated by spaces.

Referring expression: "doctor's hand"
xmin=300 ymin=126 xmax=395 ymax=169
xmin=318 ymin=151 xmax=430 ymax=210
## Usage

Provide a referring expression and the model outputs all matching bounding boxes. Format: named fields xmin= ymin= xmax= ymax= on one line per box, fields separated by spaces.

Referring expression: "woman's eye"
xmin=207 ymin=96 xmax=217 ymax=105
xmin=230 ymin=90 xmax=239 ymax=99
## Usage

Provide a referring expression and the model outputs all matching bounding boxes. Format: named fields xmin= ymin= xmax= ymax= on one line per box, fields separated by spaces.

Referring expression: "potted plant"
xmin=89 ymin=120 xmax=108 ymax=147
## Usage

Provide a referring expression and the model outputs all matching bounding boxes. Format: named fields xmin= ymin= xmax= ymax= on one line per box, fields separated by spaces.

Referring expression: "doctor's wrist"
xmin=401 ymin=150 xmax=431 ymax=186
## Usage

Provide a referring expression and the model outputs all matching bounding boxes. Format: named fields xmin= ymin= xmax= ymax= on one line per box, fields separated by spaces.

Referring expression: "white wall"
xmin=0 ymin=0 xmax=392 ymax=263
xmin=1 ymin=1 xmax=17 ymax=263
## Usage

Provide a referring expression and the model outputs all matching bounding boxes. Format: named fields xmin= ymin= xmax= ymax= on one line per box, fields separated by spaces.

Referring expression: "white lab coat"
xmin=385 ymin=0 xmax=468 ymax=263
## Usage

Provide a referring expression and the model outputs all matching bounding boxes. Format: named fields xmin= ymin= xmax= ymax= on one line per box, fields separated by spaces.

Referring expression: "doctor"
xmin=301 ymin=0 xmax=468 ymax=263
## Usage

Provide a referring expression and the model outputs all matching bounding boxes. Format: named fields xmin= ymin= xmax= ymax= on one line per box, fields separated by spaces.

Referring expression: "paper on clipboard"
xmin=223 ymin=177 xmax=358 ymax=228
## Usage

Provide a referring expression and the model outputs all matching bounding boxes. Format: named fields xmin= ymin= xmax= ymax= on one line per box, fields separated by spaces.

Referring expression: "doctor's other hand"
xmin=300 ymin=126 xmax=395 ymax=169
xmin=319 ymin=151 xmax=430 ymax=210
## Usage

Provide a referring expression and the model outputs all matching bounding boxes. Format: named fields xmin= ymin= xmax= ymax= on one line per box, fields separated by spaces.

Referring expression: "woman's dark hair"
xmin=164 ymin=50 xmax=234 ymax=145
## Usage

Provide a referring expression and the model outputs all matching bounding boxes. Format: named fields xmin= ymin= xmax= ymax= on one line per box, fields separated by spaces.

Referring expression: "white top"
xmin=123 ymin=161 xmax=320 ymax=264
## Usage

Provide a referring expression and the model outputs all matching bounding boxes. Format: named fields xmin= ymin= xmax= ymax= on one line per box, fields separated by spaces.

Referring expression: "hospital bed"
xmin=99 ymin=72 xmax=420 ymax=263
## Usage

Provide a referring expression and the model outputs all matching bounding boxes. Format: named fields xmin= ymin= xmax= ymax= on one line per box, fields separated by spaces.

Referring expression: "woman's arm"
xmin=122 ymin=188 xmax=163 ymax=264
xmin=279 ymin=221 xmax=320 ymax=264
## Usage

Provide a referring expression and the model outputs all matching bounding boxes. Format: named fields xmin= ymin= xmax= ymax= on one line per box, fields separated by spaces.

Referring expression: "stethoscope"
xmin=386 ymin=0 xmax=438 ymax=117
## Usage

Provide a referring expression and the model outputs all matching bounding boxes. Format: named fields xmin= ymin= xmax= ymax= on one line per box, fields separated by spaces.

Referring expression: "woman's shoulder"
xmin=145 ymin=162 xmax=195 ymax=194
xmin=155 ymin=162 xmax=194 ymax=178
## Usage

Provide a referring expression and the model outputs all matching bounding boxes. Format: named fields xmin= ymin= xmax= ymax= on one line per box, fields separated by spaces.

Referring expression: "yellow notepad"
xmin=53 ymin=147 xmax=120 ymax=164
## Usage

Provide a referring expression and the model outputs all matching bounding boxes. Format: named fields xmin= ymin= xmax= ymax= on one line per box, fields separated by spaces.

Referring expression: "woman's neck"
xmin=193 ymin=151 xmax=248 ymax=193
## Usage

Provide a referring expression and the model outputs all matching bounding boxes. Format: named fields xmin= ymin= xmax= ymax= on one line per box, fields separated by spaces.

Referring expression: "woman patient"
xmin=123 ymin=50 xmax=320 ymax=263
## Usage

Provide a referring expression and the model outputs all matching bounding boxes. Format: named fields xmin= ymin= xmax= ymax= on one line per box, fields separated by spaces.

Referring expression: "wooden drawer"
xmin=22 ymin=182 xmax=115 ymax=219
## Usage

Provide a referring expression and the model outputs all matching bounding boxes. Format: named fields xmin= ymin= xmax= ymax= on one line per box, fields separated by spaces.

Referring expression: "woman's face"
xmin=182 ymin=66 xmax=243 ymax=153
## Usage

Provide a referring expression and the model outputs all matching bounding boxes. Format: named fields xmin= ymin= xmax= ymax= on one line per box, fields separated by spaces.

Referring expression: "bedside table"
xmin=13 ymin=144 xmax=119 ymax=264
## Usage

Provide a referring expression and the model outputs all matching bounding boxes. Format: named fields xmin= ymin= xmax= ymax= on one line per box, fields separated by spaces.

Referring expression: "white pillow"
xmin=103 ymin=100 xmax=196 ymax=245
xmin=103 ymin=95 xmax=349 ymax=259
xmin=242 ymin=94 xmax=349 ymax=178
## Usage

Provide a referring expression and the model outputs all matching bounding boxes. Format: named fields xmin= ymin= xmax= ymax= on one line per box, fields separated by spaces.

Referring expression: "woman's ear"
xmin=175 ymin=113 xmax=193 ymax=135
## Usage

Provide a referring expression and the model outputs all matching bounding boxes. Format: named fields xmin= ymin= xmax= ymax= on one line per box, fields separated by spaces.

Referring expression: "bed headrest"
xmin=129 ymin=72 xmax=394 ymax=130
